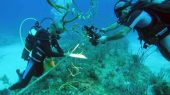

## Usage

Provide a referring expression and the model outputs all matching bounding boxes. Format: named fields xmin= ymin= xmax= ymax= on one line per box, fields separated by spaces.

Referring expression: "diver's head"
xmin=48 ymin=22 xmax=61 ymax=39
xmin=114 ymin=0 xmax=132 ymax=18
xmin=48 ymin=22 xmax=63 ymax=36
xmin=55 ymin=21 xmax=64 ymax=33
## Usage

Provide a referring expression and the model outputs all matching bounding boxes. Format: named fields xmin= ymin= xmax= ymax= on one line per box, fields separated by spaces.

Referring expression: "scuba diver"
xmin=84 ymin=0 xmax=170 ymax=61
xmin=5 ymin=21 xmax=64 ymax=92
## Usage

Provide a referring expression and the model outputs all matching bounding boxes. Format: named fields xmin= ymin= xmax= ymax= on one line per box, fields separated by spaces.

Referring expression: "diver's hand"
xmin=98 ymin=36 xmax=108 ymax=44
xmin=64 ymin=52 xmax=70 ymax=57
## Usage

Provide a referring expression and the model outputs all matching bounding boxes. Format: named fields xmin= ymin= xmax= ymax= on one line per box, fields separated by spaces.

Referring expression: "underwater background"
xmin=0 ymin=0 xmax=170 ymax=95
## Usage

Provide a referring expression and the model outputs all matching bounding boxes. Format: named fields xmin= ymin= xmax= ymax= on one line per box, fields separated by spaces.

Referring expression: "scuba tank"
xmin=21 ymin=17 xmax=61 ymax=60
xmin=21 ymin=21 xmax=42 ymax=60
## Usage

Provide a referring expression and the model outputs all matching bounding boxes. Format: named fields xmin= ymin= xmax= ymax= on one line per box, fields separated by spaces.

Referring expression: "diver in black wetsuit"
xmin=8 ymin=22 xmax=64 ymax=90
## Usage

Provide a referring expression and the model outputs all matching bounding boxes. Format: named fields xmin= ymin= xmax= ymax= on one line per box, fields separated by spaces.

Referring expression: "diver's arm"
xmin=47 ymin=47 xmax=64 ymax=57
xmin=99 ymin=10 xmax=149 ymax=42
xmin=107 ymin=25 xmax=131 ymax=41
xmin=102 ymin=22 xmax=120 ymax=33
xmin=43 ymin=41 xmax=64 ymax=57
xmin=51 ymin=36 xmax=64 ymax=54
xmin=54 ymin=42 xmax=64 ymax=54
xmin=104 ymin=10 xmax=148 ymax=41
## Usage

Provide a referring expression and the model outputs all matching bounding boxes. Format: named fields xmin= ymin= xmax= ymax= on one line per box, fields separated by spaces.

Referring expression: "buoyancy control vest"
xmin=21 ymin=22 xmax=42 ymax=60
xmin=120 ymin=1 xmax=170 ymax=48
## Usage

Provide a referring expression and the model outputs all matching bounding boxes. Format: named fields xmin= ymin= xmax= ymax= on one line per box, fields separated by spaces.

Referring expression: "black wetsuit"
xmin=9 ymin=29 xmax=64 ymax=90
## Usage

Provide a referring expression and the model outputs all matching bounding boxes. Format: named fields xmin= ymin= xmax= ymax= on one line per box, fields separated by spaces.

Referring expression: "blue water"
xmin=0 ymin=0 xmax=116 ymax=36
xmin=0 ymin=0 xmax=51 ymax=35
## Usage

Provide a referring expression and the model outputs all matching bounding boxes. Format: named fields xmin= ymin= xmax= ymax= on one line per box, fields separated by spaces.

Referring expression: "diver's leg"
xmin=9 ymin=59 xmax=36 ymax=90
xmin=16 ymin=69 xmax=23 ymax=81
xmin=157 ymin=34 xmax=170 ymax=61
xmin=34 ymin=63 xmax=44 ymax=77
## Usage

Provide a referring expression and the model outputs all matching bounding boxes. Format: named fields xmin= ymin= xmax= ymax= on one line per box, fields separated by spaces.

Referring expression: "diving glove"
xmin=98 ymin=36 xmax=108 ymax=44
